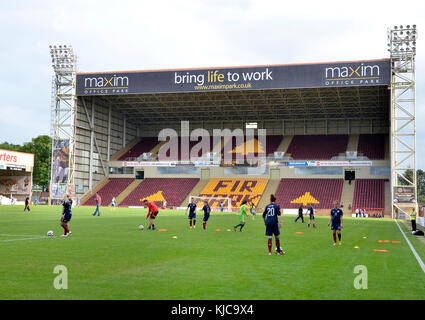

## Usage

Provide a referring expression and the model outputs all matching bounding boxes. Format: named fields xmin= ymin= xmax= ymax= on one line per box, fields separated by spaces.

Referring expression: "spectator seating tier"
xmin=222 ymin=135 xmax=283 ymax=162
xmin=157 ymin=135 xmax=283 ymax=162
xmin=118 ymin=138 xmax=160 ymax=160
xmin=84 ymin=178 xmax=134 ymax=206
xmin=357 ymin=134 xmax=386 ymax=160
xmin=160 ymin=137 xmax=221 ymax=161
xmin=352 ymin=179 xmax=385 ymax=210
xmin=274 ymin=178 xmax=344 ymax=209
xmin=286 ymin=135 xmax=349 ymax=160
xmin=119 ymin=178 xmax=199 ymax=207
xmin=198 ymin=178 xmax=269 ymax=208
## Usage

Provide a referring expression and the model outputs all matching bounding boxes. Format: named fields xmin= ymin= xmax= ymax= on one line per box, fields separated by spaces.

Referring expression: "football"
xmin=47 ymin=230 xmax=54 ymax=237
xmin=139 ymin=225 xmax=144 ymax=231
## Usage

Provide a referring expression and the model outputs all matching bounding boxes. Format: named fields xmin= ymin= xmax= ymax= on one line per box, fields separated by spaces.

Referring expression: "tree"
xmin=0 ymin=142 xmax=21 ymax=152
xmin=399 ymin=168 xmax=415 ymax=186
xmin=0 ymin=135 xmax=52 ymax=191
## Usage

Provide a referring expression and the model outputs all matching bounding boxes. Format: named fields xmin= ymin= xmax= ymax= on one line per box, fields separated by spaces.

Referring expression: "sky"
xmin=0 ymin=0 xmax=424 ymax=168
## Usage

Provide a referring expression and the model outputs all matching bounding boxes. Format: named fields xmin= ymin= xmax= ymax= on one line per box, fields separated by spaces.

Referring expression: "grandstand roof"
xmin=76 ymin=58 xmax=389 ymax=75
xmin=87 ymin=85 xmax=389 ymax=125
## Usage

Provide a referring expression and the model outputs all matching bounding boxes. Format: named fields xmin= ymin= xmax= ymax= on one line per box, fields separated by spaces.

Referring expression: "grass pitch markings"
xmin=0 ymin=236 xmax=49 ymax=242
xmin=2 ymin=206 xmax=425 ymax=299
xmin=0 ymin=234 xmax=47 ymax=237
xmin=395 ymin=219 xmax=425 ymax=274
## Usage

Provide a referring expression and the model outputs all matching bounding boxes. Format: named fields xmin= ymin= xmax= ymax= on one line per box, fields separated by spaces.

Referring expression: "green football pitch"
xmin=0 ymin=205 xmax=424 ymax=300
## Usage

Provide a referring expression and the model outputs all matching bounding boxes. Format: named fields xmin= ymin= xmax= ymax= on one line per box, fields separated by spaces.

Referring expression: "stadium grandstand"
xmin=48 ymin=31 xmax=420 ymax=225
xmin=63 ymin=61 xmax=393 ymax=216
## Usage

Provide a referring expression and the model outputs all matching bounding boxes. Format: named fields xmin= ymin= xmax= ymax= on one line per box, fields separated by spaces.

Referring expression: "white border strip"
xmin=395 ymin=220 xmax=425 ymax=274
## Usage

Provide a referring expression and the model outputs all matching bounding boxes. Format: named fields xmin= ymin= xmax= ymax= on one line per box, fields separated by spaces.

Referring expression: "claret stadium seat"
xmin=197 ymin=178 xmax=269 ymax=208
xmin=286 ymin=135 xmax=348 ymax=160
xmin=119 ymin=178 xmax=199 ymax=207
xmin=274 ymin=178 xmax=344 ymax=209
xmin=357 ymin=134 xmax=386 ymax=160
xmin=352 ymin=179 xmax=385 ymax=211
xmin=84 ymin=178 xmax=134 ymax=206
xmin=118 ymin=138 xmax=160 ymax=161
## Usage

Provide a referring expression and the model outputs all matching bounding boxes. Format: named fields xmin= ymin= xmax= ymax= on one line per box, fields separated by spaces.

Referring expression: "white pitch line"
xmin=0 ymin=234 xmax=46 ymax=237
xmin=0 ymin=236 xmax=48 ymax=242
xmin=395 ymin=220 xmax=425 ymax=274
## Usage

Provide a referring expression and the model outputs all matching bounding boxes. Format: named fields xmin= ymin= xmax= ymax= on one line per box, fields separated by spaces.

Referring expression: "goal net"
xmin=188 ymin=196 xmax=232 ymax=212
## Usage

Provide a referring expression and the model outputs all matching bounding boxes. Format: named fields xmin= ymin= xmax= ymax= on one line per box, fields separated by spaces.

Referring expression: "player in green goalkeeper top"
xmin=234 ymin=200 xmax=248 ymax=232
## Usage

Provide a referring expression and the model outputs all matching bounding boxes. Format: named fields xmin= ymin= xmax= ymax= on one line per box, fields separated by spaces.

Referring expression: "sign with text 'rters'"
xmin=0 ymin=150 xmax=34 ymax=169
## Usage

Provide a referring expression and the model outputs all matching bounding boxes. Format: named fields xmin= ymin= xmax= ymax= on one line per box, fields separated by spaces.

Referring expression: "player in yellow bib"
xmin=234 ymin=200 xmax=247 ymax=232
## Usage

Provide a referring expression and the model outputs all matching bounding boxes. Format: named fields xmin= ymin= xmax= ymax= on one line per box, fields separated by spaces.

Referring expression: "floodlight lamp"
xmin=394 ymin=26 xmax=398 ymax=29
xmin=407 ymin=25 xmax=410 ymax=28
xmin=400 ymin=25 xmax=403 ymax=29
xmin=413 ymin=24 xmax=416 ymax=29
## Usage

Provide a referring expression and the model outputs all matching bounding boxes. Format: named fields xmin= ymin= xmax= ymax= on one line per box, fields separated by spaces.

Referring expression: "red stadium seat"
xmin=84 ymin=178 xmax=134 ymax=206
xmin=221 ymin=135 xmax=283 ymax=162
xmin=352 ymin=179 xmax=385 ymax=211
xmin=163 ymin=137 xmax=221 ymax=161
xmin=286 ymin=135 xmax=348 ymax=160
xmin=118 ymin=138 xmax=159 ymax=161
xmin=119 ymin=178 xmax=199 ymax=207
xmin=357 ymin=134 xmax=386 ymax=160
xmin=274 ymin=178 xmax=344 ymax=209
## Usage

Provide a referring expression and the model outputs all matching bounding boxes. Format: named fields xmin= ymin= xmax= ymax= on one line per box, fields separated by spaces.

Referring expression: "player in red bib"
xmin=143 ymin=199 xmax=159 ymax=230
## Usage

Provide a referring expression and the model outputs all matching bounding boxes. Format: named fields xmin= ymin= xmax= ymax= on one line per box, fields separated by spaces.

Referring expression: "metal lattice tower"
xmin=387 ymin=25 xmax=418 ymax=218
xmin=49 ymin=45 xmax=77 ymax=202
